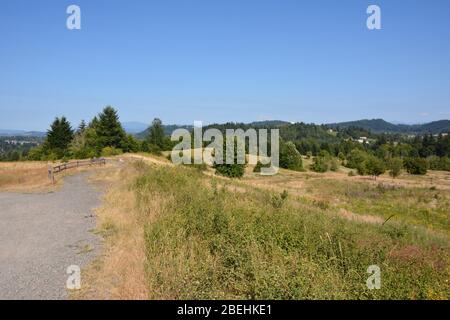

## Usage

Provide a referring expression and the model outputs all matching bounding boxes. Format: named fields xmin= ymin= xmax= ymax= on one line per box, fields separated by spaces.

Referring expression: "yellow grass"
xmin=74 ymin=161 xmax=150 ymax=299
xmin=70 ymin=154 xmax=450 ymax=299
xmin=0 ymin=161 xmax=53 ymax=192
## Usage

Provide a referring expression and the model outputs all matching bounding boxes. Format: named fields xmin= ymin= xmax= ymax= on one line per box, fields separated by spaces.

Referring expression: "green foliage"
xmin=279 ymin=141 xmax=303 ymax=171
xmin=270 ymin=190 xmax=289 ymax=208
xmin=136 ymin=166 xmax=449 ymax=299
xmin=45 ymin=116 xmax=74 ymax=158
xmin=147 ymin=118 xmax=166 ymax=150
xmin=311 ymin=156 xmax=329 ymax=173
xmin=364 ymin=155 xmax=386 ymax=178
xmin=253 ymin=160 xmax=271 ymax=173
xmin=214 ymin=137 xmax=246 ymax=178
xmin=101 ymin=146 xmax=123 ymax=157
xmin=427 ymin=156 xmax=450 ymax=171
xmin=388 ymin=157 xmax=403 ymax=178
xmin=404 ymin=157 xmax=428 ymax=175
xmin=346 ymin=149 xmax=368 ymax=170
xmin=95 ymin=106 xmax=127 ymax=150
xmin=329 ymin=158 xmax=339 ymax=171
xmin=214 ymin=163 xmax=245 ymax=178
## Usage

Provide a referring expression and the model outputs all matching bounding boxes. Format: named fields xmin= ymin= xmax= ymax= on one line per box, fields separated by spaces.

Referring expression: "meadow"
xmin=78 ymin=155 xmax=449 ymax=300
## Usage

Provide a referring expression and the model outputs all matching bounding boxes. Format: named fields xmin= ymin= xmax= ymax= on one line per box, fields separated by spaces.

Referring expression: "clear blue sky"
xmin=1 ymin=0 xmax=449 ymax=130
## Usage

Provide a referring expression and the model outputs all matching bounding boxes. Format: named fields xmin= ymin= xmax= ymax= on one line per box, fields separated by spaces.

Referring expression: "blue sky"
xmin=1 ymin=0 xmax=449 ymax=130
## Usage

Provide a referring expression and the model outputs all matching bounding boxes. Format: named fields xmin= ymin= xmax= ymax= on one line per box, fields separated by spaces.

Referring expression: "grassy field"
xmin=0 ymin=160 xmax=117 ymax=192
xmin=0 ymin=161 xmax=53 ymax=192
xmin=79 ymin=155 xmax=449 ymax=300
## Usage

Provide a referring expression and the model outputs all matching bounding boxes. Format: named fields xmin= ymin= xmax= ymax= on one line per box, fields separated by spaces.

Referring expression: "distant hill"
xmin=248 ymin=120 xmax=291 ymax=127
xmin=0 ymin=129 xmax=46 ymax=137
xmin=122 ymin=122 xmax=149 ymax=134
xmin=135 ymin=124 xmax=194 ymax=139
xmin=327 ymin=119 xmax=450 ymax=134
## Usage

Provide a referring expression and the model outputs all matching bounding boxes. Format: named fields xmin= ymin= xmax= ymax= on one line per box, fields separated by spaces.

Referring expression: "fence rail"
xmin=48 ymin=158 xmax=106 ymax=183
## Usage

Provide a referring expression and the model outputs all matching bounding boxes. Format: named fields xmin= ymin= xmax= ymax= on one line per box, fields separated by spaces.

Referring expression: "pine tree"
xmin=147 ymin=118 xmax=166 ymax=150
xmin=46 ymin=116 xmax=73 ymax=157
xmin=95 ymin=106 xmax=126 ymax=149
xmin=279 ymin=141 xmax=303 ymax=171
xmin=77 ymin=120 xmax=87 ymax=133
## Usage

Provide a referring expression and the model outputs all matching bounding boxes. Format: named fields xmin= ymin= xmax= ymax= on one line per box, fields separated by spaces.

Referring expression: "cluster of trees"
xmin=0 ymin=137 xmax=41 ymax=161
xmin=27 ymin=106 xmax=172 ymax=161
xmin=16 ymin=108 xmax=450 ymax=180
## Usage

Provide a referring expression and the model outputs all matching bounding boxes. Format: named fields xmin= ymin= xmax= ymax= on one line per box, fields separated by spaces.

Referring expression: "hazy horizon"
xmin=2 ymin=117 xmax=450 ymax=133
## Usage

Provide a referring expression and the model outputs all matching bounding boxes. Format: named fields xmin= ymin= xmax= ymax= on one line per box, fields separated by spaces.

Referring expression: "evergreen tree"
xmin=46 ymin=116 xmax=73 ymax=157
xmin=77 ymin=120 xmax=87 ymax=133
xmin=279 ymin=141 xmax=303 ymax=171
xmin=95 ymin=106 xmax=126 ymax=150
xmin=147 ymin=118 xmax=166 ymax=150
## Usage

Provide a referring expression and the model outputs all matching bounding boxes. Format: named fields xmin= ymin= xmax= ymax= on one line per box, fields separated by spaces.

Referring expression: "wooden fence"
xmin=48 ymin=158 xmax=106 ymax=183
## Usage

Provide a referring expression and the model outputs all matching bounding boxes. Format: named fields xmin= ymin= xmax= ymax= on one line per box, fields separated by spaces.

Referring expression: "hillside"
xmin=0 ymin=129 xmax=46 ymax=137
xmin=73 ymin=155 xmax=450 ymax=299
xmin=328 ymin=119 xmax=450 ymax=134
xmin=135 ymin=124 xmax=194 ymax=139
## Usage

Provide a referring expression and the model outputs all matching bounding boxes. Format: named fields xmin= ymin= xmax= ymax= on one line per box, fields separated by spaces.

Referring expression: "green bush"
xmin=279 ymin=141 xmax=303 ymax=171
xmin=404 ymin=157 xmax=428 ymax=175
xmin=364 ymin=155 xmax=386 ymax=178
xmin=213 ymin=137 xmax=246 ymax=178
xmin=253 ymin=160 xmax=271 ymax=173
xmin=311 ymin=156 xmax=329 ymax=172
xmin=388 ymin=157 xmax=403 ymax=178
xmin=427 ymin=156 xmax=450 ymax=171
xmin=101 ymin=146 xmax=123 ymax=157
xmin=214 ymin=163 xmax=245 ymax=178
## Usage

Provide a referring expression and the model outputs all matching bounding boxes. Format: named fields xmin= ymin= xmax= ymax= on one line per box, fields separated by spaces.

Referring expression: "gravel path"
xmin=0 ymin=172 xmax=103 ymax=300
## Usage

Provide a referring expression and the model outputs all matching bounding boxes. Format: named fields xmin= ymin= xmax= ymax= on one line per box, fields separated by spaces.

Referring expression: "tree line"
xmin=19 ymin=106 xmax=450 ymax=179
xmin=27 ymin=106 xmax=172 ymax=161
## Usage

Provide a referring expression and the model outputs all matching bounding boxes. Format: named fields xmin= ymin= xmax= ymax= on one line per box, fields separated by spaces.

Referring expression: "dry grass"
xmin=0 ymin=161 xmax=55 ymax=192
xmin=74 ymin=161 xmax=150 ymax=300
xmin=0 ymin=160 xmax=120 ymax=192
xmin=70 ymin=154 xmax=450 ymax=299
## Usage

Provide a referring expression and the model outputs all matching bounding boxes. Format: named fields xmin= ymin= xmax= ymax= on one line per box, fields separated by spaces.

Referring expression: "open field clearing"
xmin=78 ymin=155 xmax=450 ymax=300
xmin=0 ymin=162 xmax=53 ymax=192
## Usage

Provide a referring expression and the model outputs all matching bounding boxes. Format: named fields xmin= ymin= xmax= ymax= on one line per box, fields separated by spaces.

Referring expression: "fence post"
xmin=48 ymin=165 xmax=55 ymax=184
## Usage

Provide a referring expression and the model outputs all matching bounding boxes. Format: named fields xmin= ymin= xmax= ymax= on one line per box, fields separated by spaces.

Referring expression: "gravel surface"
xmin=0 ymin=172 xmax=103 ymax=300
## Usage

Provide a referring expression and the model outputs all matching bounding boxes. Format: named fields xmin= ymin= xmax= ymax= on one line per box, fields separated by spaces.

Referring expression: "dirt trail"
xmin=0 ymin=172 xmax=103 ymax=299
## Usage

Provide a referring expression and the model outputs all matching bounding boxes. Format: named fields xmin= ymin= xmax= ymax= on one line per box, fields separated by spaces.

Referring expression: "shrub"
xmin=214 ymin=137 xmax=246 ymax=178
xmin=270 ymin=190 xmax=289 ymax=208
xmin=253 ymin=161 xmax=271 ymax=173
xmin=364 ymin=155 xmax=386 ymax=178
xmin=346 ymin=149 xmax=368 ymax=169
xmin=101 ymin=146 xmax=123 ymax=157
xmin=144 ymin=143 xmax=162 ymax=156
xmin=311 ymin=156 xmax=329 ymax=173
xmin=388 ymin=157 xmax=403 ymax=178
xmin=404 ymin=157 xmax=428 ymax=175
xmin=427 ymin=156 xmax=450 ymax=171
xmin=214 ymin=163 xmax=245 ymax=178
xmin=330 ymin=158 xmax=339 ymax=171
xmin=279 ymin=141 xmax=303 ymax=171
